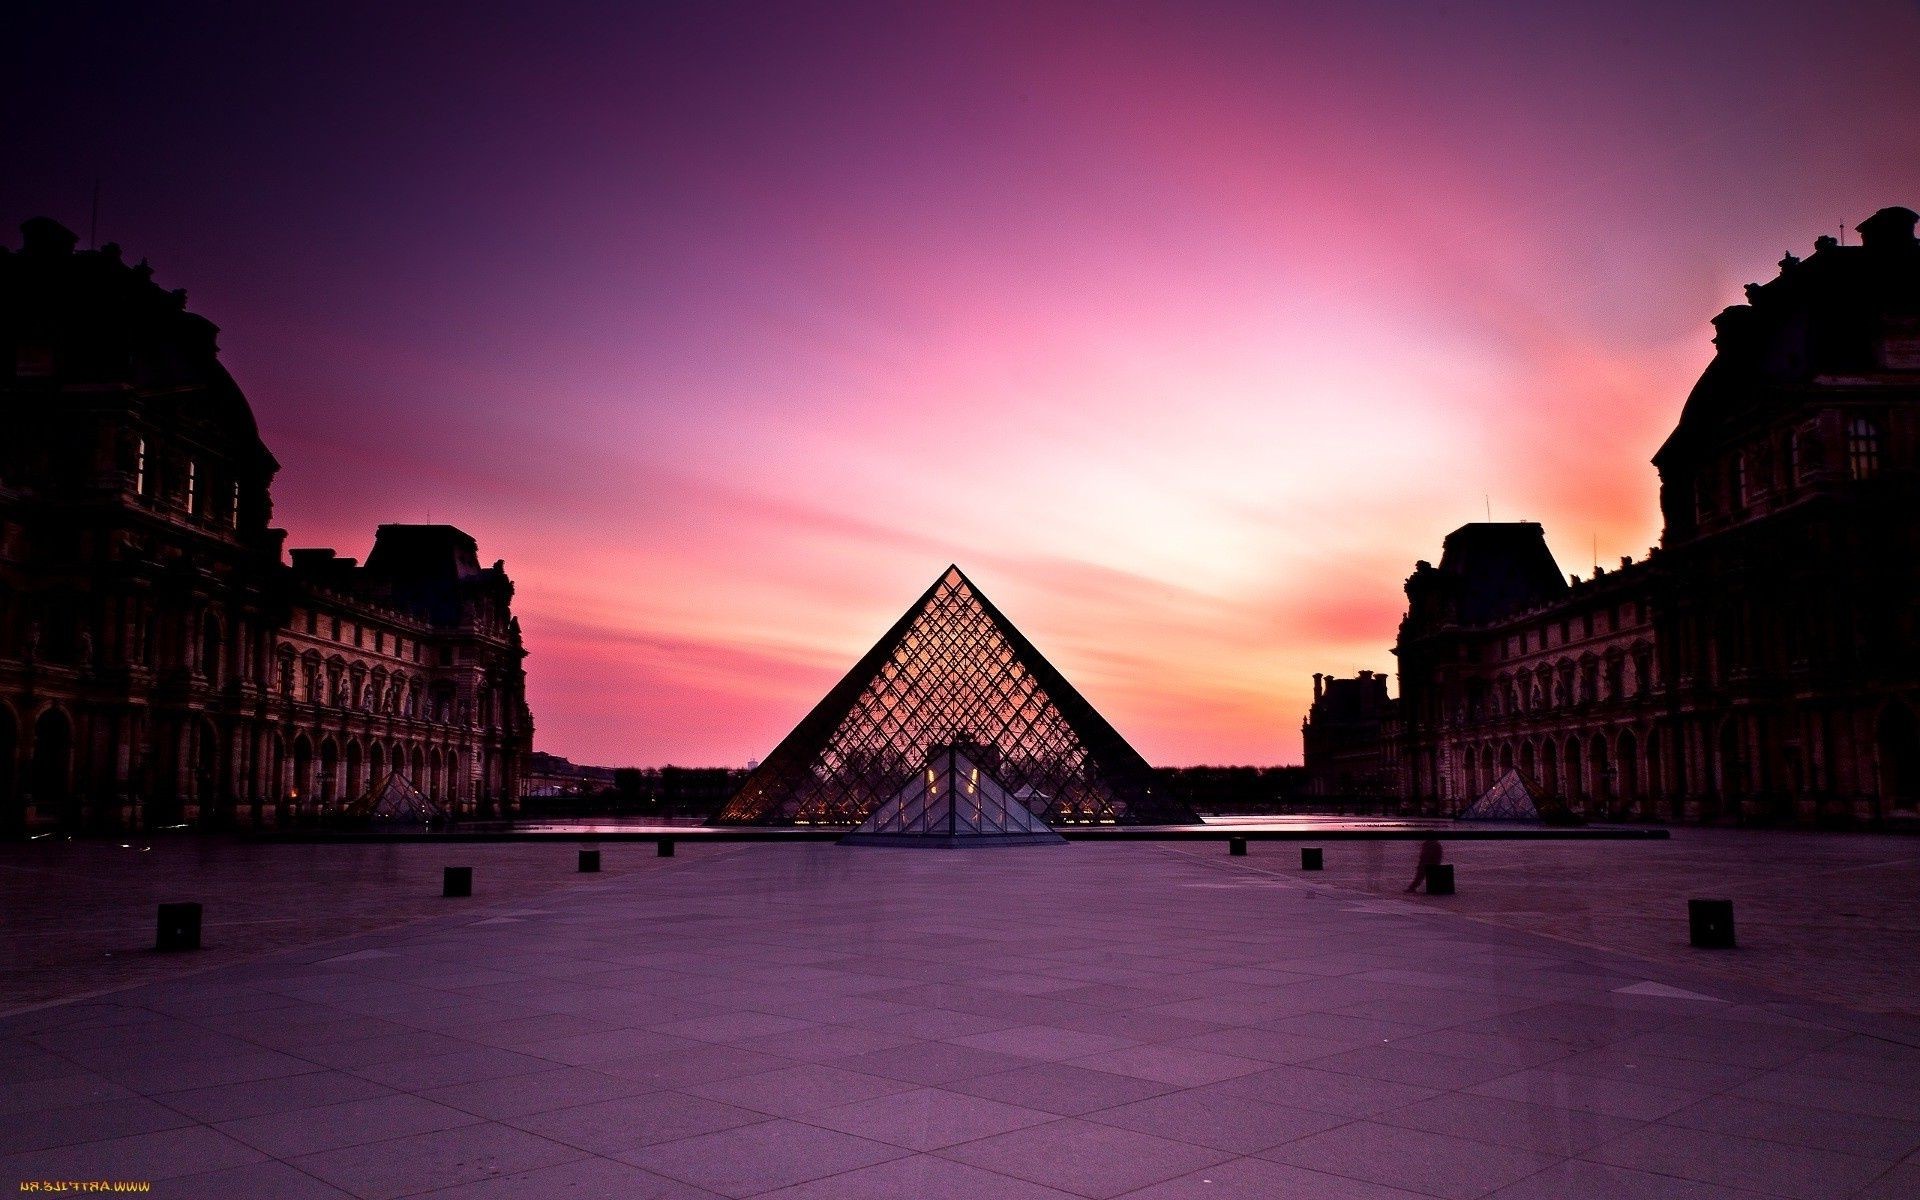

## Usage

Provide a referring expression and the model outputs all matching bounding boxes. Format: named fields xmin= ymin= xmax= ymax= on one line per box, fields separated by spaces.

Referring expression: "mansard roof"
xmin=1 ymin=217 xmax=275 ymax=470
xmin=1423 ymin=522 xmax=1570 ymax=627
xmin=1655 ymin=205 xmax=1920 ymax=468
xmin=289 ymin=524 xmax=515 ymax=629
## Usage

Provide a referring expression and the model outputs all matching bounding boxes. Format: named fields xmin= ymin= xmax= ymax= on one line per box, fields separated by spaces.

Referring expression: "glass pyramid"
xmin=842 ymin=742 xmax=1065 ymax=846
xmin=1458 ymin=769 xmax=1541 ymax=820
xmin=714 ymin=566 xmax=1192 ymax=826
xmin=347 ymin=771 xmax=445 ymax=826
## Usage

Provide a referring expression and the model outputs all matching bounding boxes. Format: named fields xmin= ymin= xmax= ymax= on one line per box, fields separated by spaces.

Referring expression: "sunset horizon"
xmin=12 ymin=1 xmax=1917 ymax=769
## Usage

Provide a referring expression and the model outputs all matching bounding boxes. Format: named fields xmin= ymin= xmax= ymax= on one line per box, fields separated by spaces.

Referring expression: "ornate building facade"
xmin=0 ymin=217 xmax=533 ymax=833
xmin=1309 ymin=206 xmax=1920 ymax=825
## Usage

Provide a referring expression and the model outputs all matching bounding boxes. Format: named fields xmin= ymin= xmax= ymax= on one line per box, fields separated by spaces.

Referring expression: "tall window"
xmin=134 ymin=438 xmax=147 ymax=496
xmin=1847 ymin=417 xmax=1881 ymax=480
xmin=1731 ymin=453 xmax=1747 ymax=507
xmin=185 ymin=460 xmax=199 ymax=513
xmin=229 ymin=479 xmax=241 ymax=528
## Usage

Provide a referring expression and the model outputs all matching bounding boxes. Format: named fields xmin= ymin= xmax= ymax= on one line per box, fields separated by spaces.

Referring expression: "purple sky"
xmin=8 ymin=2 xmax=1918 ymax=765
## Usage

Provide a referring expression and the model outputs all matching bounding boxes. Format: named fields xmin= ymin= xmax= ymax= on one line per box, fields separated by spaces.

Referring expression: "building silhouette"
xmin=1307 ymin=206 xmax=1920 ymax=825
xmin=1301 ymin=670 xmax=1400 ymax=798
xmin=0 ymin=218 xmax=532 ymax=833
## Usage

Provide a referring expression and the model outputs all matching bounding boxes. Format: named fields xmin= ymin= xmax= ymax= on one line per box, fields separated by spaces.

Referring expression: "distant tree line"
xmin=1153 ymin=766 xmax=1311 ymax=814
xmin=520 ymin=766 xmax=748 ymax=819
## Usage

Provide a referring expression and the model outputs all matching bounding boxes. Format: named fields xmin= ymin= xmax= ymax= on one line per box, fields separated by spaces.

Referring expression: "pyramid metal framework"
xmin=1458 ymin=769 xmax=1542 ymax=820
xmin=842 ymin=743 xmax=1065 ymax=846
xmin=714 ymin=566 xmax=1192 ymax=826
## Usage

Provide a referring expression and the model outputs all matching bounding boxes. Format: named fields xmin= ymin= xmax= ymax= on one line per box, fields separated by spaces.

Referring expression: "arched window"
xmin=1847 ymin=417 xmax=1881 ymax=480
xmin=319 ymin=740 xmax=338 ymax=809
xmin=201 ymin=614 xmax=223 ymax=685
xmin=1618 ymin=731 xmax=1639 ymax=800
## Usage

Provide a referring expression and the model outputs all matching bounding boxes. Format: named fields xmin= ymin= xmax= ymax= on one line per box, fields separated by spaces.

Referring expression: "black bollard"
xmin=1302 ymin=847 xmax=1323 ymax=871
xmin=156 ymin=902 xmax=202 ymax=952
xmin=1425 ymin=863 xmax=1455 ymax=895
xmin=579 ymin=849 xmax=601 ymax=873
xmin=657 ymin=838 xmax=675 ymax=858
xmin=1689 ymin=898 xmax=1735 ymax=948
xmin=444 ymin=866 xmax=473 ymax=897
xmin=1229 ymin=836 xmax=1247 ymax=856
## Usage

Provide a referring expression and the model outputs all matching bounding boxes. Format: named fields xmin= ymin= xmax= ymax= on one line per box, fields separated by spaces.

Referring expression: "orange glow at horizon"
xmin=17 ymin=2 xmax=1917 ymax=767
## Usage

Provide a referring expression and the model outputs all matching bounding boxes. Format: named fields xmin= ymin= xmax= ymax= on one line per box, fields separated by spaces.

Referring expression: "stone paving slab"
xmin=0 ymin=841 xmax=1916 ymax=1198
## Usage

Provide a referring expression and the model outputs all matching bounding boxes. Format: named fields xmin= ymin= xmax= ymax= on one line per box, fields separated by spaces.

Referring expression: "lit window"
xmin=1847 ymin=417 xmax=1881 ymax=480
xmin=134 ymin=438 xmax=147 ymax=495
xmin=186 ymin=460 xmax=198 ymax=513
xmin=229 ymin=480 xmax=240 ymax=528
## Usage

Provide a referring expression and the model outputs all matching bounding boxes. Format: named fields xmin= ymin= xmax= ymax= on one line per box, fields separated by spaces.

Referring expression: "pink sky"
xmin=11 ymin=2 xmax=1920 ymax=764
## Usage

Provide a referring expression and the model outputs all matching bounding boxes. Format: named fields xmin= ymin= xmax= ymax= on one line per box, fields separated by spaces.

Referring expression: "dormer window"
xmin=1847 ymin=417 xmax=1881 ymax=480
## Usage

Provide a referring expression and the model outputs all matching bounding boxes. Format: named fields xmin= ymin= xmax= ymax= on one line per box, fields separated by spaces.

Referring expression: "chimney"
xmin=1312 ymin=672 xmax=1324 ymax=701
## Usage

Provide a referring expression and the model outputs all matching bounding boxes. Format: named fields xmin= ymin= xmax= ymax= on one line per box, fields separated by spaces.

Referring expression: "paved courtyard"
xmin=2 ymin=838 xmax=1918 ymax=1198
xmin=1199 ymin=830 xmax=1920 ymax=1017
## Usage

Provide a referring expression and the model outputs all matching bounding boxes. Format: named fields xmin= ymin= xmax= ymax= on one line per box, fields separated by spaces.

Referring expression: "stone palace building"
xmin=1306 ymin=206 xmax=1920 ymax=826
xmin=0 ymin=218 xmax=533 ymax=833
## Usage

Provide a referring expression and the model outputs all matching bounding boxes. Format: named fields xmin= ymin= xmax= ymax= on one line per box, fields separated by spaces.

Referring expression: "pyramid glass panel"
xmin=345 ymin=771 xmax=445 ymax=826
xmin=843 ymin=742 xmax=1064 ymax=845
xmin=715 ymin=566 xmax=1193 ymax=826
xmin=1458 ymin=769 xmax=1541 ymax=820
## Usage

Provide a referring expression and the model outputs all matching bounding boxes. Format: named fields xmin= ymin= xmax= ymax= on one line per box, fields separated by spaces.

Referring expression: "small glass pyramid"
xmin=714 ymin=566 xmax=1190 ymax=826
xmin=1458 ymin=769 xmax=1541 ymax=820
xmin=842 ymin=742 xmax=1065 ymax=846
xmin=347 ymin=771 xmax=445 ymax=825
